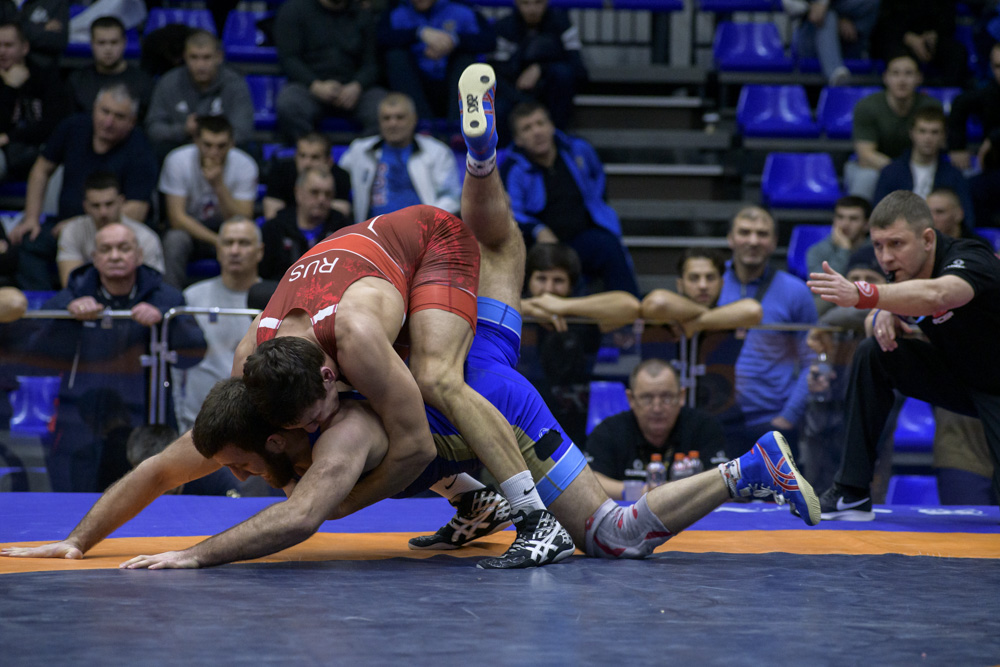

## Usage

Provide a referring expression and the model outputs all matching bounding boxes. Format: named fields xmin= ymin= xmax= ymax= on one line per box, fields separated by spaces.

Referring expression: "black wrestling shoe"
xmin=408 ymin=489 xmax=512 ymax=550
xmin=476 ymin=508 xmax=575 ymax=570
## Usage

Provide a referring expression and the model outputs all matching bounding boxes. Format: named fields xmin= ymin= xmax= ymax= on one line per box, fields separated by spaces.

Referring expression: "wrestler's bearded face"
xmin=213 ymin=444 xmax=297 ymax=489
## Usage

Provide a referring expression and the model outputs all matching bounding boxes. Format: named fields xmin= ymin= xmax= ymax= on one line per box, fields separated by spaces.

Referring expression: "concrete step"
xmin=605 ymin=163 xmax=726 ymax=200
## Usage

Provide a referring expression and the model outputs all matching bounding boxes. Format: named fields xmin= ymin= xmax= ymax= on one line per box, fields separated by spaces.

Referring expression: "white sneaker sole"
xmin=459 ymin=63 xmax=495 ymax=140
xmin=820 ymin=509 xmax=875 ymax=522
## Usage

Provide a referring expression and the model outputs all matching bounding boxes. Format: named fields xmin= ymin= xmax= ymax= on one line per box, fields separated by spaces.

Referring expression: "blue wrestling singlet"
xmin=398 ymin=298 xmax=588 ymax=505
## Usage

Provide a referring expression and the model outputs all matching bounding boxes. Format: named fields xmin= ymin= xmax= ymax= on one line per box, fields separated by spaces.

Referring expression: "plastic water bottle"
xmin=646 ymin=453 xmax=667 ymax=489
xmin=687 ymin=451 xmax=704 ymax=475
xmin=669 ymin=452 xmax=691 ymax=481
xmin=811 ymin=352 xmax=833 ymax=403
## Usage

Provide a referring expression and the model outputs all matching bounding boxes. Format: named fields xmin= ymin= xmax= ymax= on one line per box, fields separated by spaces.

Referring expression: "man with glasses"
xmin=585 ymin=358 xmax=725 ymax=500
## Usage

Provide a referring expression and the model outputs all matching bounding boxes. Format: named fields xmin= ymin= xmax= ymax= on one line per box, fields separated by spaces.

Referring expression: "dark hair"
xmin=84 ymin=171 xmax=122 ymax=194
xmin=728 ymin=204 xmax=774 ymax=235
xmin=196 ymin=114 xmax=233 ymax=138
xmin=243 ymin=337 xmax=328 ymax=427
xmin=911 ymin=105 xmax=947 ymax=129
xmin=928 ymin=187 xmax=962 ymax=208
xmin=90 ymin=16 xmax=125 ymax=37
xmin=525 ymin=243 xmax=581 ymax=289
xmin=0 ymin=21 xmax=26 ymax=43
xmin=185 ymin=28 xmax=220 ymax=51
xmin=509 ymin=100 xmax=550 ymax=133
xmin=126 ymin=424 xmax=178 ymax=468
xmin=192 ymin=378 xmax=275 ymax=458
xmin=676 ymin=247 xmax=725 ymax=277
xmin=628 ymin=358 xmax=678 ymax=390
xmin=885 ymin=50 xmax=920 ymax=72
xmin=869 ymin=190 xmax=933 ymax=232
xmin=297 ymin=131 xmax=332 ymax=154
xmin=835 ymin=195 xmax=872 ymax=219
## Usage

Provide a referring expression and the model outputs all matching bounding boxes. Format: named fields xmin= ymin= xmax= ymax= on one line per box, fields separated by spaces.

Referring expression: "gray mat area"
xmin=2 ymin=552 xmax=998 ymax=665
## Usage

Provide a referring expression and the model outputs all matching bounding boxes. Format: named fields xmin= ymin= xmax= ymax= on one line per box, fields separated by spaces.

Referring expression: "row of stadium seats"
xmin=737 ymin=85 xmax=983 ymax=140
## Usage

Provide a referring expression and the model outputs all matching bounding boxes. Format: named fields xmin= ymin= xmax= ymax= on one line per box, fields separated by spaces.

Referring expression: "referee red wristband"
xmin=854 ymin=281 xmax=879 ymax=309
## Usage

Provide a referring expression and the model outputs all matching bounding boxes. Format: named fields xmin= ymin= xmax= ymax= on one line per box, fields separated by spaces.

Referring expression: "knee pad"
xmin=584 ymin=496 xmax=673 ymax=560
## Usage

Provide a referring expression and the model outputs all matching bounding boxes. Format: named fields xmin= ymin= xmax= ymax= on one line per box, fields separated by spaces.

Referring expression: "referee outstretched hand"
xmin=807 ymin=261 xmax=861 ymax=307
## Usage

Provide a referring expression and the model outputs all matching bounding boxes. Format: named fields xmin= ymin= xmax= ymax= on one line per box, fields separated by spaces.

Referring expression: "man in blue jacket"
xmin=35 ymin=223 xmax=205 ymax=492
xmin=872 ymin=106 xmax=973 ymax=224
xmin=502 ymin=101 xmax=639 ymax=296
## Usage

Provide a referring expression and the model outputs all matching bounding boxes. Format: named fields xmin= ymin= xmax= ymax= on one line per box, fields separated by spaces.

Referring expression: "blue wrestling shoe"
xmin=458 ymin=63 xmax=497 ymax=164
xmin=408 ymin=489 xmax=513 ymax=550
xmin=476 ymin=508 xmax=575 ymax=570
xmin=731 ymin=431 xmax=820 ymax=526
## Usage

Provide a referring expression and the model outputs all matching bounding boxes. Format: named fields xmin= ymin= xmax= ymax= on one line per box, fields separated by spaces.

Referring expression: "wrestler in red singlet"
xmin=256 ymin=205 xmax=480 ymax=357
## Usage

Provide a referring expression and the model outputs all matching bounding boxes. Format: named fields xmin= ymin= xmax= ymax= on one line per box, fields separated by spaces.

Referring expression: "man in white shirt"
xmin=172 ymin=217 xmax=263 ymax=433
xmin=159 ymin=115 xmax=258 ymax=287
xmin=57 ymin=171 xmax=165 ymax=286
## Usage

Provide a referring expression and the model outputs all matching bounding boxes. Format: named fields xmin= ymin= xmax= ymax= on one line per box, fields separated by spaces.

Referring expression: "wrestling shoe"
xmin=817 ymin=484 xmax=875 ymax=522
xmin=458 ymin=63 xmax=497 ymax=163
xmin=408 ymin=488 xmax=513 ymax=550
xmin=476 ymin=508 xmax=575 ymax=570
xmin=728 ymin=431 xmax=820 ymax=526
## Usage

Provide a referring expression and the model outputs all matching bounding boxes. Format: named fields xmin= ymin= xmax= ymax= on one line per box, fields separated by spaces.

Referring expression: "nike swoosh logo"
xmin=836 ymin=497 xmax=869 ymax=511
xmin=523 ymin=486 xmax=535 ymax=495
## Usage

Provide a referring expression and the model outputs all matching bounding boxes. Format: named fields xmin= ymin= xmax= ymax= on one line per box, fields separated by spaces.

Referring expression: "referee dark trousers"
xmin=835 ymin=336 xmax=1000 ymax=494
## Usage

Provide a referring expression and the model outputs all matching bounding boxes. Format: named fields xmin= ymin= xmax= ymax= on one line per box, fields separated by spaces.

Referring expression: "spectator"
xmin=948 ymin=43 xmax=1000 ymax=172
xmin=8 ymin=83 xmax=157 ymax=290
xmin=970 ymin=136 xmax=1000 ymax=228
xmin=378 ymin=0 xmax=494 ymax=123
xmin=586 ymin=358 xmax=726 ymax=500
xmin=492 ymin=0 xmax=587 ymax=135
xmin=67 ymin=16 xmax=152 ymax=119
xmin=717 ymin=205 xmax=818 ymax=451
xmin=56 ymin=171 xmax=164 ymax=286
xmin=518 ymin=243 xmax=638 ymax=444
xmin=261 ymin=132 xmax=351 ymax=220
xmin=926 ymin=187 xmax=985 ymax=242
xmin=504 ymin=101 xmax=640 ymax=296
xmin=785 ymin=0 xmax=880 ymax=86
xmin=0 ymin=0 xmax=68 ymax=69
xmin=274 ymin=0 xmax=387 ymax=142
xmin=172 ymin=217 xmax=262 ymax=434
xmin=260 ymin=167 xmax=350 ymax=281
xmin=160 ymin=115 xmax=258 ymax=288
xmin=641 ymin=247 xmax=764 ymax=337
xmin=338 ymin=92 xmax=462 ymax=224
xmin=806 ymin=195 xmax=872 ymax=315
xmin=872 ymin=106 xmax=974 ymax=224
xmin=846 ymin=53 xmax=942 ymax=202
xmin=145 ymin=30 xmax=253 ymax=159
xmin=33 ymin=222 xmax=205 ymax=491
xmin=870 ymin=0 xmax=969 ymax=87
xmin=0 ymin=21 xmax=70 ymax=181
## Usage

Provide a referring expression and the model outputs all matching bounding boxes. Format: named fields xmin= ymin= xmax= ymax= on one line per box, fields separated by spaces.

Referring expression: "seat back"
xmin=974 ymin=228 xmax=1000 ymax=253
xmin=786 ymin=224 xmax=831 ymax=280
xmin=222 ymin=11 xmax=277 ymax=63
xmin=761 ymin=152 xmax=842 ymax=208
xmin=9 ymin=376 xmax=61 ymax=436
xmin=246 ymin=76 xmax=283 ymax=130
xmin=816 ymin=86 xmax=880 ymax=139
xmin=893 ymin=397 xmax=935 ymax=453
xmin=713 ymin=22 xmax=793 ymax=72
xmin=586 ymin=381 xmax=629 ymax=435
xmin=144 ymin=8 xmax=216 ymax=35
xmin=737 ymin=84 xmax=819 ymax=138
xmin=885 ymin=474 xmax=940 ymax=505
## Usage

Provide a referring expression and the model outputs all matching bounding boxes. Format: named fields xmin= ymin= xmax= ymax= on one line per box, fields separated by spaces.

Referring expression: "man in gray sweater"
xmin=274 ymin=0 xmax=386 ymax=142
xmin=145 ymin=29 xmax=253 ymax=159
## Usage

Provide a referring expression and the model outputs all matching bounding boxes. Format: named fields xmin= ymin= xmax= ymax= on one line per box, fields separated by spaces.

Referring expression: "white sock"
xmin=718 ymin=460 xmax=741 ymax=499
xmin=466 ymin=152 xmax=496 ymax=178
xmin=500 ymin=470 xmax=544 ymax=513
xmin=429 ymin=474 xmax=485 ymax=501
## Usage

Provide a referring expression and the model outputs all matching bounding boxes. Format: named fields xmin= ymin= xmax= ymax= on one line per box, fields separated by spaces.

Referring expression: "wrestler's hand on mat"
xmin=806 ymin=262 xmax=858 ymax=307
xmin=120 ymin=550 xmax=200 ymax=570
xmin=0 ymin=541 xmax=84 ymax=559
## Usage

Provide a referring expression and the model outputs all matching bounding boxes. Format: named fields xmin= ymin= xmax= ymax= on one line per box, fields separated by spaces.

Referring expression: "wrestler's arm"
xmin=333 ymin=312 xmax=437 ymax=513
xmin=0 ymin=432 xmax=219 ymax=559
xmin=120 ymin=406 xmax=382 ymax=569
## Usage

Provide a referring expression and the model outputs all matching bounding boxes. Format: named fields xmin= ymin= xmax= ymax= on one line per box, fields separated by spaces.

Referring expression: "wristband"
xmin=854 ymin=281 xmax=879 ymax=309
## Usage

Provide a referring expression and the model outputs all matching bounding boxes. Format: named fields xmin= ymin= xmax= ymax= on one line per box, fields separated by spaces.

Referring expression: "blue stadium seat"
xmin=247 ymin=75 xmax=283 ymax=130
xmin=222 ymin=11 xmax=277 ymax=64
xmin=975 ymin=228 xmax=1000 ymax=253
xmin=9 ymin=375 xmax=60 ymax=436
xmin=699 ymin=0 xmax=776 ymax=10
xmin=736 ymin=85 xmax=820 ymax=138
xmin=144 ymin=8 xmax=216 ymax=35
xmin=761 ymin=152 xmax=842 ymax=209
xmin=21 ymin=290 xmax=57 ymax=310
xmin=586 ymin=381 xmax=629 ymax=435
xmin=919 ymin=87 xmax=962 ymax=114
xmin=794 ymin=56 xmax=877 ymax=76
xmin=816 ymin=86 xmax=880 ymax=139
xmin=893 ymin=397 xmax=935 ymax=454
xmin=885 ymin=474 xmax=940 ymax=505
xmin=713 ymin=22 xmax=794 ymax=72
xmin=187 ymin=259 xmax=221 ymax=281
xmin=786 ymin=224 xmax=830 ymax=280
xmin=954 ymin=23 xmax=979 ymax=74
xmin=65 ymin=5 xmax=141 ymax=58
xmin=613 ymin=0 xmax=683 ymax=10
